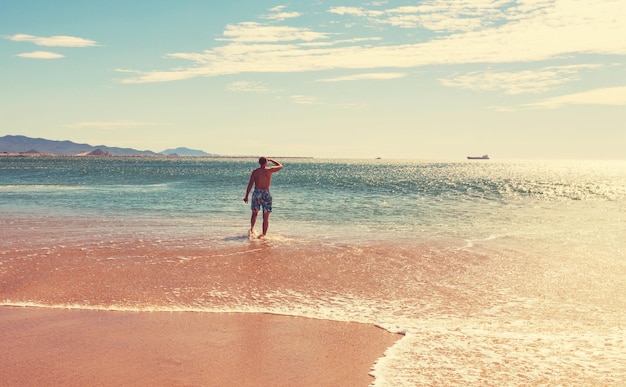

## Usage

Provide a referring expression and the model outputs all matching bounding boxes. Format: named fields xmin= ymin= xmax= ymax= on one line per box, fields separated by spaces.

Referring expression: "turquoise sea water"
xmin=1 ymin=157 xmax=625 ymax=385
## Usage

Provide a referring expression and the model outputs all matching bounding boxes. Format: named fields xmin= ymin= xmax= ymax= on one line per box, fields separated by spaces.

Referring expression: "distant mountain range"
xmin=0 ymin=135 xmax=215 ymax=156
xmin=161 ymin=147 xmax=214 ymax=156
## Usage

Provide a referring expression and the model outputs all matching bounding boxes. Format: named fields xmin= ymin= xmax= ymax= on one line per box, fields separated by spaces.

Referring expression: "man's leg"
xmin=250 ymin=209 xmax=258 ymax=233
xmin=262 ymin=211 xmax=270 ymax=235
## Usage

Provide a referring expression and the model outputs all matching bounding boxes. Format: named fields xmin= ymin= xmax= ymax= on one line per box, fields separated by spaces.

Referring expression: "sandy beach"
xmin=0 ymin=306 xmax=400 ymax=386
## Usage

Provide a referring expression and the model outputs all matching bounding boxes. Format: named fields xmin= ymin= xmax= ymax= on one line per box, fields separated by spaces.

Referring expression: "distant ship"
xmin=467 ymin=154 xmax=489 ymax=160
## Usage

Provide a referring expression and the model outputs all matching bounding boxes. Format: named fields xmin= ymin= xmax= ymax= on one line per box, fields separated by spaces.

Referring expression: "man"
xmin=243 ymin=157 xmax=283 ymax=237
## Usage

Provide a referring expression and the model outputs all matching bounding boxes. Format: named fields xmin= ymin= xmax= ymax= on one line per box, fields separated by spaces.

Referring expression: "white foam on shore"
xmin=5 ymin=302 xmax=624 ymax=387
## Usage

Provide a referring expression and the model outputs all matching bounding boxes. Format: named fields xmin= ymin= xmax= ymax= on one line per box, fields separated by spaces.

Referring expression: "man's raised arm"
xmin=267 ymin=158 xmax=283 ymax=171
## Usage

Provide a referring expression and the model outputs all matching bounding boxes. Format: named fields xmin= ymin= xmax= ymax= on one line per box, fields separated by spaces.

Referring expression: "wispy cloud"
xmin=117 ymin=0 xmax=626 ymax=109
xmin=317 ymin=72 xmax=407 ymax=82
xmin=7 ymin=33 xmax=99 ymax=47
xmin=226 ymin=80 xmax=278 ymax=93
xmin=269 ymin=5 xmax=287 ymax=12
xmin=523 ymin=86 xmax=626 ymax=109
xmin=290 ymin=95 xmax=322 ymax=105
xmin=262 ymin=5 xmax=302 ymax=21
xmin=215 ymin=22 xmax=329 ymax=43
xmin=116 ymin=68 xmax=196 ymax=83
xmin=329 ymin=1 xmax=516 ymax=32
xmin=17 ymin=51 xmax=64 ymax=59
xmin=439 ymin=65 xmax=602 ymax=95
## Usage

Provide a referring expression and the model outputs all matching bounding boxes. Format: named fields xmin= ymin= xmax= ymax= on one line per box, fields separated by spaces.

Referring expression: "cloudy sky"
xmin=1 ymin=0 xmax=625 ymax=159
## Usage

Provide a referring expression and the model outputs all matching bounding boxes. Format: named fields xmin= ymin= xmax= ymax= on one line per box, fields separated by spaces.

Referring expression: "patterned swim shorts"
xmin=251 ymin=189 xmax=272 ymax=213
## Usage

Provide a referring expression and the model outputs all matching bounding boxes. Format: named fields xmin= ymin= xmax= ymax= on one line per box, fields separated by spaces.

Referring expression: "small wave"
xmin=457 ymin=234 xmax=505 ymax=250
xmin=0 ymin=184 xmax=89 ymax=191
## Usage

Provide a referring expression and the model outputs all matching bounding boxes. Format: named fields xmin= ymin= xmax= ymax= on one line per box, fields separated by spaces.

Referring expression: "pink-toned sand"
xmin=0 ymin=306 xmax=399 ymax=386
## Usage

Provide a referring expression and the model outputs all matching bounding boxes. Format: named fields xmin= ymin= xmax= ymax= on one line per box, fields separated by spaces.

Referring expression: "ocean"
xmin=1 ymin=156 xmax=625 ymax=385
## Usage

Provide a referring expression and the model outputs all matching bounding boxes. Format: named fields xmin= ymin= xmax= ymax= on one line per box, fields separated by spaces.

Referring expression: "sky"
xmin=1 ymin=0 xmax=625 ymax=160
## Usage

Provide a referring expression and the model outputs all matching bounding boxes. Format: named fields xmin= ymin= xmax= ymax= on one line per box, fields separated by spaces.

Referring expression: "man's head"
xmin=259 ymin=157 xmax=267 ymax=166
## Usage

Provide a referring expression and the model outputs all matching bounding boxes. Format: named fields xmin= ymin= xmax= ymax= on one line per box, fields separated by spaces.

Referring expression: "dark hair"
xmin=259 ymin=157 xmax=267 ymax=165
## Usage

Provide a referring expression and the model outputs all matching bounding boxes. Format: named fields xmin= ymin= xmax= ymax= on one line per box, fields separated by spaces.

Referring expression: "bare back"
xmin=245 ymin=158 xmax=283 ymax=197
xmin=250 ymin=167 xmax=274 ymax=190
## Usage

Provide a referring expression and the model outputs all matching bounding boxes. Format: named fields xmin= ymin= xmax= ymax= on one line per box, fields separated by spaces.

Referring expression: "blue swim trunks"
xmin=251 ymin=189 xmax=272 ymax=213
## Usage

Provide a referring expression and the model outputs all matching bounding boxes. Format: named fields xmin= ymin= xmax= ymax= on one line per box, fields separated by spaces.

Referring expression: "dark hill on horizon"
xmin=161 ymin=147 xmax=216 ymax=156
xmin=0 ymin=135 xmax=213 ymax=156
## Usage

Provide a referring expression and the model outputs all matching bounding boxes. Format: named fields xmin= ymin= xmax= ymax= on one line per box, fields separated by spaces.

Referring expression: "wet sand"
xmin=0 ymin=306 xmax=400 ymax=386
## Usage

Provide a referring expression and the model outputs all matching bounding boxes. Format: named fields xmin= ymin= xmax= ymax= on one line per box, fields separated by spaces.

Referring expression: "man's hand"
xmin=243 ymin=196 xmax=248 ymax=203
xmin=266 ymin=158 xmax=283 ymax=170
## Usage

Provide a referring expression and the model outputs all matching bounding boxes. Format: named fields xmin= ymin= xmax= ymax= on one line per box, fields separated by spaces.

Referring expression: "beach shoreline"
xmin=3 ymin=157 xmax=625 ymax=385
xmin=0 ymin=306 xmax=400 ymax=386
